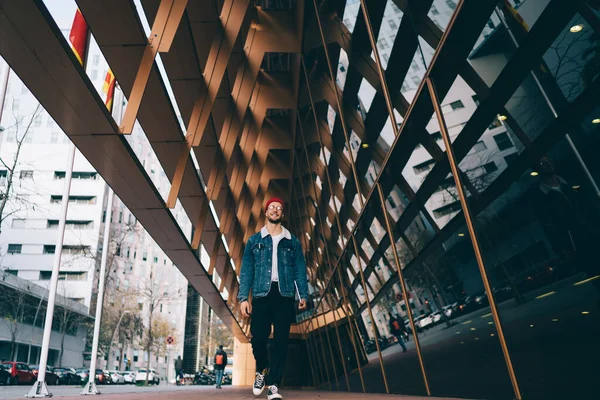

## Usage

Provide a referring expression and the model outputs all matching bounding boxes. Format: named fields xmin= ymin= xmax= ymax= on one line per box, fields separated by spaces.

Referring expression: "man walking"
xmin=238 ymin=197 xmax=309 ymax=400
xmin=174 ymin=355 xmax=184 ymax=383
xmin=389 ymin=314 xmax=408 ymax=352
xmin=214 ymin=345 xmax=228 ymax=389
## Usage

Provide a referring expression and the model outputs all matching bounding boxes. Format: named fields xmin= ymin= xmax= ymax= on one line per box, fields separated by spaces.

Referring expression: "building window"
xmin=383 ymin=54 xmax=389 ymax=63
xmin=7 ymin=244 xmax=22 ymax=254
xmin=449 ymin=100 xmax=464 ymax=110
xmin=431 ymin=5 xmax=440 ymax=15
xmin=40 ymin=271 xmax=88 ymax=281
xmin=154 ymin=257 xmax=158 ymax=263
xmin=62 ymin=245 xmax=91 ymax=255
xmin=43 ymin=245 xmax=56 ymax=254
xmin=0 ymin=170 xmax=7 ymax=186
xmin=93 ymin=55 xmax=100 ymax=66
xmin=493 ymin=132 xmax=514 ymax=151
xmin=483 ymin=162 xmax=498 ymax=173
xmin=433 ymin=201 xmax=461 ymax=218
xmin=446 ymin=0 xmax=457 ymax=10
xmin=119 ymin=212 xmax=123 ymax=223
xmin=413 ymin=159 xmax=436 ymax=174
xmin=20 ymin=170 xmax=34 ymax=179
xmin=388 ymin=19 xmax=397 ymax=30
xmin=143 ymin=251 xmax=147 ymax=261
xmin=377 ymin=38 xmax=389 ymax=50
xmin=90 ymin=70 xmax=98 ymax=80
xmin=54 ymin=171 xmax=98 ymax=180
xmin=47 ymin=220 xmax=94 ymax=229
xmin=50 ymin=195 xmax=97 ymax=204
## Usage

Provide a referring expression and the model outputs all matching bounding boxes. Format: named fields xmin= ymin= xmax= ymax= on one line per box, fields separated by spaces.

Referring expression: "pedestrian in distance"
xmin=214 ymin=345 xmax=228 ymax=389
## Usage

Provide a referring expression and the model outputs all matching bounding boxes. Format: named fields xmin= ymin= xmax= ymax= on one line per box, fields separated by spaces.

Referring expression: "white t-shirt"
xmin=271 ymin=232 xmax=285 ymax=282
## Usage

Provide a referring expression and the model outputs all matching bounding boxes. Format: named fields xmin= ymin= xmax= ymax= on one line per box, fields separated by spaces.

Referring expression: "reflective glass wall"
xmin=289 ymin=1 xmax=600 ymax=399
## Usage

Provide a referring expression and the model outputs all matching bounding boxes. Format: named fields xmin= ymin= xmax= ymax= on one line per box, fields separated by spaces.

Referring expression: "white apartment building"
xmin=0 ymin=58 xmax=106 ymax=308
xmin=0 ymin=0 xmax=192 ymax=373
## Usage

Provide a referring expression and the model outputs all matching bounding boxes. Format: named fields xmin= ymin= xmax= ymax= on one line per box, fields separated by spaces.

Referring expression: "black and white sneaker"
xmin=267 ymin=384 xmax=283 ymax=399
xmin=253 ymin=372 xmax=266 ymax=396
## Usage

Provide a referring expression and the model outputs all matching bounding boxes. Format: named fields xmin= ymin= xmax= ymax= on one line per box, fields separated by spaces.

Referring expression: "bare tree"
xmin=136 ymin=268 xmax=170 ymax=385
xmin=0 ymin=104 xmax=42 ymax=235
xmin=0 ymin=276 xmax=31 ymax=360
xmin=54 ymin=304 xmax=85 ymax=367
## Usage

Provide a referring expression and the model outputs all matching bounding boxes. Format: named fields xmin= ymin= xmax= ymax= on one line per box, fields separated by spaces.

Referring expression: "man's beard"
xmin=267 ymin=216 xmax=282 ymax=224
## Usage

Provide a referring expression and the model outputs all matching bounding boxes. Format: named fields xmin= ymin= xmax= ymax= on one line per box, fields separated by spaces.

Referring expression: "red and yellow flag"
xmin=102 ymin=69 xmax=116 ymax=112
xmin=69 ymin=8 xmax=88 ymax=66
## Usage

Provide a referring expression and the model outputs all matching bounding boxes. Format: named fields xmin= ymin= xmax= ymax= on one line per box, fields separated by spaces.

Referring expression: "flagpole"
xmin=26 ymin=9 xmax=90 ymax=398
xmin=82 ymin=83 xmax=122 ymax=396
xmin=26 ymin=141 xmax=76 ymax=398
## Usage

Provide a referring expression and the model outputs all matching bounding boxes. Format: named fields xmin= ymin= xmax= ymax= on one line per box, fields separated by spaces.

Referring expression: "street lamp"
xmin=108 ymin=310 xmax=131 ymax=369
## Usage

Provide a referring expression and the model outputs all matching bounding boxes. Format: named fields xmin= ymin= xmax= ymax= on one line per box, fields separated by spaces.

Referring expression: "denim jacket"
xmin=237 ymin=226 xmax=309 ymax=303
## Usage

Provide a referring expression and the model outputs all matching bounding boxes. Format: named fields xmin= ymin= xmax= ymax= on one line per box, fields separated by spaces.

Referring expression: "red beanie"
xmin=265 ymin=197 xmax=284 ymax=212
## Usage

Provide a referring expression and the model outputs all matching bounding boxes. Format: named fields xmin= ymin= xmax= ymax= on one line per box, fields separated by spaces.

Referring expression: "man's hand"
xmin=298 ymin=299 xmax=307 ymax=311
xmin=240 ymin=301 xmax=252 ymax=317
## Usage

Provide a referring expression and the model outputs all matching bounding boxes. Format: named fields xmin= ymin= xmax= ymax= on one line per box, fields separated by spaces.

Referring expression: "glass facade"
xmin=295 ymin=1 xmax=600 ymax=399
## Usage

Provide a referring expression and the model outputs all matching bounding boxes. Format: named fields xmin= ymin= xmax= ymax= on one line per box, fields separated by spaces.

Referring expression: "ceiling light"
xmin=552 ymin=318 xmax=559 ymax=322
xmin=458 ymin=233 xmax=465 ymax=237
xmin=530 ymin=171 xmax=539 ymax=177
xmin=572 ymin=185 xmax=580 ymax=189
xmin=361 ymin=143 xmax=369 ymax=149
xmin=497 ymin=115 xmax=507 ymax=121
xmin=582 ymin=311 xmax=590 ymax=315
xmin=592 ymin=118 xmax=600 ymax=124
xmin=570 ymin=24 xmax=584 ymax=33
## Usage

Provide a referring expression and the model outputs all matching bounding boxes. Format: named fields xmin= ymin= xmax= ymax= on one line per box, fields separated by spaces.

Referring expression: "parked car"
xmin=107 ymin=370 xmax=125 ymax=384
xmin=135 ymin=368 xmax=159 ymax=385
xmin=95 ymin=369 xmax=107 ymax=384
xmin=53 ymin=367 xmax=82 ymax=385
xmin=443 ymin=304 xmax=456 ymax=319
xmin=414 ymin=314 xmax=433 ymax=330
xmin=120 ymin=371 xmax=136 ymax=384
xmin=75 ymin=368 xmax=89 ymax=383
xmin=431 ymin=311 xmax=443 ymax=324
xmin=493 ymin=286 xmax=513 ymax=303
xmin=1 ymin=361 xmax=35 ymax=385
xmin=0 ymin=364 xmax=12 ymax=385
xmin=30 ymin=365 xmax=59 ymax=385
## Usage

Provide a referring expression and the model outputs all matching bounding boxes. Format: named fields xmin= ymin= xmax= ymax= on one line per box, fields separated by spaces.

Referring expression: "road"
xmin=325 ymin=273 xmax=600 ymax=400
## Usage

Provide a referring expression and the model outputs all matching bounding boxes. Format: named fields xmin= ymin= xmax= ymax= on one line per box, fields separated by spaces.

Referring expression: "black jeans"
xmin=251 ymin=282 xmax=295 ymax=386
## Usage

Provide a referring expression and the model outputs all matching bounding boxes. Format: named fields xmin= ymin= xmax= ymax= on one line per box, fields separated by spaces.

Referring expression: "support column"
xmin=232 ymin=337 xmax=255 ymax=386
